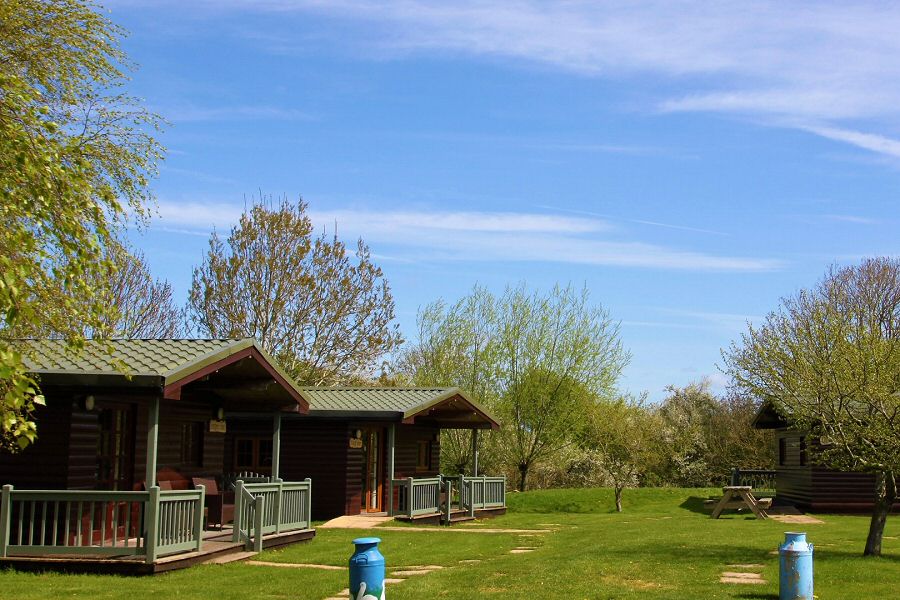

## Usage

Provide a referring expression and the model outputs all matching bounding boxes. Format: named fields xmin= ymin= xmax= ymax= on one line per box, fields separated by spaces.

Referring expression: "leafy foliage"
xmin=724 ymin=257 xmax=900 ymax=556
xmin=187 ymin=197 xmax=402 ymax=385
xmin=399 ymin=283 xmax=630 ymax=490
xmin=0 ymin=0 xmax=162 ymax=451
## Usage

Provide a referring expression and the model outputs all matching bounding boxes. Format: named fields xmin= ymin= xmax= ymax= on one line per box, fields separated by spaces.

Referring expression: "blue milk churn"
xmin=349 ymin=537 xmax=385 ymax=600
xmin=779 ymin=531 xmax=813 ymax=600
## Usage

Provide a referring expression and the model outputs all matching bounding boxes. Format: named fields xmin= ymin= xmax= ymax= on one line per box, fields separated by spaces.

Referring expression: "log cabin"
xmin=225 ymin=387 xmax=505 ymax=522
xmin=752 ymin=400 xmax=893 ymax=512
xmin=0 ymin=338 xmax=315 ymax=573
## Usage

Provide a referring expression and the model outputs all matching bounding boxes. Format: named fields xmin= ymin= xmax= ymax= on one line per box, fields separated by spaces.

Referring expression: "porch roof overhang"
xmin=298 ymin=387 xmax=500 ymax=430
xmin=19 ymin=338 xmax=307 ymax=413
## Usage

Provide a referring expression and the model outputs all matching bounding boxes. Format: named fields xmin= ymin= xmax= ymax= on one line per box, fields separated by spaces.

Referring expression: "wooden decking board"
xmin=0 ymin=528 xmax=316 ymax=575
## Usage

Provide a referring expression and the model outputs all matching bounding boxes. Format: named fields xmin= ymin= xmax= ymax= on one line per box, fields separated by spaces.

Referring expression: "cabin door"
xmin=361 ymin=428 xmax=383 ymax=513
xmin=96 ymin=404 xmax=136 ymax=490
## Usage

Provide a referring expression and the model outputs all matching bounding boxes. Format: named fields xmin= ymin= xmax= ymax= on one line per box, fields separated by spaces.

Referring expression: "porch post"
xmin=387 ymin=423 xmax=396 ymax=516
xmin=272 ymin=412 xmax=282 ymax=482
xmin=471 ymin=429 xmax=479 ymax=477
xmin=145 ymin=395 xmax=161 ymax=487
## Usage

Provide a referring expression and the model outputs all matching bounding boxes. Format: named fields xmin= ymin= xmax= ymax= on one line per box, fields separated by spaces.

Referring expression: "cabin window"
xmin=180 ymin=422 xmax=204 ymax=467
xmin=234 ymin=437 xmax=273 ymax=472
xmin=778 ymin=437 xmax=787 ymax=466
xmin=799 ymin=436 xmax=808 ymax=466
xmin=416 ymin=440 xmax=432 ymax=472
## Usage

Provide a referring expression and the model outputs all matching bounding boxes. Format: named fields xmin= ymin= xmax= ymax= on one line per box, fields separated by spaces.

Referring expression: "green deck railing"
xmin=0 ymin=484 xmax=205 ymax=564
xmin=392 ymin=475 xmax=506 ymax=523
xmin=392 ymin=476 xmax=442 ymax=518
xmin=459 ymin=476 xmax=506 ymax=516
xmin=232 ymin=479 xmax=312 ymax=552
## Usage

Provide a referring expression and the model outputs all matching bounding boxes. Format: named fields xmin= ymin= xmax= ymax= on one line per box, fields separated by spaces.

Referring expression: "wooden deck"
xmin=393 ymin=506 xmax=506 ymax=526
xmin=0 ymin=527 xmax=316 ymax=575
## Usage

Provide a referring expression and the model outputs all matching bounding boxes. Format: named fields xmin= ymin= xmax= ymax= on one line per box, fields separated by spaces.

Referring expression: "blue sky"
xmin=108 ymin=1 xmax=900 ymax=399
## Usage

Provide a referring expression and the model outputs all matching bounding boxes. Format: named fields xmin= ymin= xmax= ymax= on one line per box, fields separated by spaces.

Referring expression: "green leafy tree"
xmin=188 ymin=197 xmax=402 ymax=385
xmin=398 ymin=287 xmax=498 ymax=474
xmin=725 ymin=258 xmax=900 ymax=556
xmin=0 ymin=0 xmax=162 ymax=451
xmin=580 ymin=395 xmax=662 ymax=512
xmin=400 ymin=284 xmax=629 ymax=490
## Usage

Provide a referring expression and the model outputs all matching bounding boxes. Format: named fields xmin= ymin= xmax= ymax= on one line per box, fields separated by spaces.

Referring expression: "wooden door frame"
xmin=362 ymin=427 xmax=384 ymax=513
xmin=95 ymin=400 xmax=137 ymax=491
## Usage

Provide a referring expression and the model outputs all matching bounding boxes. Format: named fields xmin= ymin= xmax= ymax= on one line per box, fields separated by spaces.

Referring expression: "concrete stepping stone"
xmin=202 ymin=551 xmax=257 ymax=565
xmin=509 ymin=547 xmax=536 ymax=554
xmin=726 ymin=564 xmax=764 ymax=569
xmin=323 ymin=589 xmax=350 ymax=600
xmin=720 ymin=572 xmax=766 ymax=585
xmin=245 ymin=560 xmax=346 ymax=570
xmin=384 ymin=578 xmax=406 ymax=584
xmin=392 ymin=569 xmax=436 ymax=576
xmin=459 ymin=559 xmax=481 ymax=564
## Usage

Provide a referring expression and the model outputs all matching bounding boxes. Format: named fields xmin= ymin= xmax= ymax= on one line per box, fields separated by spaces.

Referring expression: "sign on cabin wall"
xmin=209 ymin=419 xmax=227 ymax=433
xmin=349 ymin=438 xmax=363 ymax=449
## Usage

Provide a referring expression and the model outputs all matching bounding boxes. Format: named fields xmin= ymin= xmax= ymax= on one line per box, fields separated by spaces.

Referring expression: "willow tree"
xmin=0 ymin=0 xmax=162 ymax=451
xmin=400 ymin=284 xmax=629 ymax=490
xmin=397 ymin=287 xmax=498 ymax=474
xmin=724 ymin=258 xmax=900 ymax=557
xmin=188 ymin=198 xmax=402 ymax=385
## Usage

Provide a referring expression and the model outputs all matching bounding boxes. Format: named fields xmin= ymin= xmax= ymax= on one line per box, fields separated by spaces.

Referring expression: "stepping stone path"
xmin=246 ymin=560 xmax=346 ymax=570
xmin=720 ymin=563 xmax=766 ymax=585
xmin=324 ymin=565 xmax=446 ymax=599
xmin=391 ymin=565 xmax=444 ymax=576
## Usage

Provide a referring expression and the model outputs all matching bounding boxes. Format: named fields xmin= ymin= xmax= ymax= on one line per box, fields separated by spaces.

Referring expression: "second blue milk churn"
xmin=779 ymin=531 xmax=813 ymax=600
xmin=349 ymin=537 xmax=385 ymax=600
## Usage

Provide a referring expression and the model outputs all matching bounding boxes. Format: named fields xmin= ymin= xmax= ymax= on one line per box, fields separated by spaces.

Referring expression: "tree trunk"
xmin=518 ymin=463 xmax=529 ymax=492
xmin=864 ymin=470 xmax=896 ymax=557
xmin=615 ymin=487 xmax=623 ymax=512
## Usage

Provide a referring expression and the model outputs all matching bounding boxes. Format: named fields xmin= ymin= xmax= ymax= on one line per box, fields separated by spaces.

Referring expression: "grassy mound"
xmin=507 ymin=486 xmax=719 ymax=514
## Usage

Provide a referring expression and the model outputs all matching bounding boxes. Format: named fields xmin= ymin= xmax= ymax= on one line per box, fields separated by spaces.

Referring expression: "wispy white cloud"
xmin=152 ymin=200 xmax=781 ymax=272
xmin=796 ymin=124 xmax=900 ymax=159
xmin=819 ymin=214 xmax=882 ymax=226
xmin=140 ymin=0 xmax=900 ymax=159
xmin=539 ymin=205 xmax=728 ymax=236
xmin=653 ymin=307 xmax=763 ymax=331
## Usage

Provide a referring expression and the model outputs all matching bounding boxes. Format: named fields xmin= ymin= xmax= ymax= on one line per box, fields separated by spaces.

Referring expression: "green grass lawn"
xmin=2 ymin=487 xmax=899 ymax=599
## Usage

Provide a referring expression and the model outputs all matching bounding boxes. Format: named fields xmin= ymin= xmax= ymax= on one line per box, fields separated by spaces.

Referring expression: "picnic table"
xmin=709 ymin=486 xmax=770 ymax=519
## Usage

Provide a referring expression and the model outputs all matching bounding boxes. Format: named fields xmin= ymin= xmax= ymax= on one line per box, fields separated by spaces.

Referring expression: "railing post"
xmin=253 ymin=496 xmax=265 ymax=553
xmin=193 ymin=485 xmax=205 ymax=552
xmin=0 ymin=485 xmax=12 ymax=558
xmin=305 ymin=478 xmax=312 ymax=528
xmin=232 ymin=480 xmax=244 ymax=544
xmin=502 ymin=476 xmax=507 ymax=507
xmin=458 ymin=475 xmax=465 ymax=512
xmin=145 ymin=486 xmax=160 ymax=564
xmin=407 ymin=477 xmax=414 ymax=519
xmin=274 ymin=480 xmax=283 ymax=534
xmin=443 ymin=480 xmax=452 ymax=525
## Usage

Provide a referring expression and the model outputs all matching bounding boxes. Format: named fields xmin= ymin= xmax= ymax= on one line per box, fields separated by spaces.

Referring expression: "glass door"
xmin=96 ymin=405 xmax=135 ymax=490
xmin=362 ymin=428 xmax=382 ymax=512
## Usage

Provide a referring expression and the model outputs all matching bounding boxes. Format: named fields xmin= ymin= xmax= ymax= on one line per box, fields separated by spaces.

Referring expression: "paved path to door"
xmin=319 ymin=514 xmax=393 ymax=529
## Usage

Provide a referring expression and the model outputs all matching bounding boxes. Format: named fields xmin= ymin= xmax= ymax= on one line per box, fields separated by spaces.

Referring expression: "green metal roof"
xmin=17 ymin=338 xmax=308 ymax=410
xmin=299 ymin=387 xmax=500 ymax=428
xmin=22 ymin=338 xmax=244 ymax=378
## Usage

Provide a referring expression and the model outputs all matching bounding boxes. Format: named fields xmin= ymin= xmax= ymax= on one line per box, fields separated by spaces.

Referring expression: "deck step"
xmin=202 ymin=551 xmax=258 ymax=565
